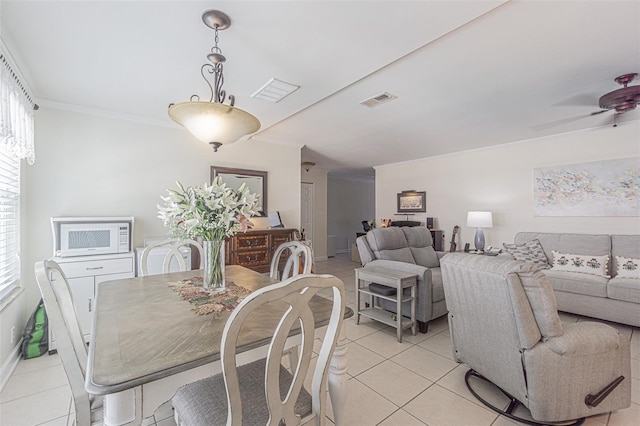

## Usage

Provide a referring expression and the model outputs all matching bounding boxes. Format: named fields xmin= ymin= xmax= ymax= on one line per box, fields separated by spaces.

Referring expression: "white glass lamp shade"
xmin=168 ymin=101 xmax=261 ymax=146
xmin=466 ymin=211 xmax=493 ymax=228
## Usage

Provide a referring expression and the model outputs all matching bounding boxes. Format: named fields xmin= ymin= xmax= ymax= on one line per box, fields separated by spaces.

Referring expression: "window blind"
xmin=0 ymin=144 xmax=19 ymax=299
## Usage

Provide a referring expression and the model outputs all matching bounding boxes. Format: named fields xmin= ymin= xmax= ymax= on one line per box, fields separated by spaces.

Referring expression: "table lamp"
xmin=467 ymin=211 xmax=493 ymax=251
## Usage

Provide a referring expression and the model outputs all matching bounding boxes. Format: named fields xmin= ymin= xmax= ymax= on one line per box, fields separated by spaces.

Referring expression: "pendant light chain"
xmin=211 ymin=25 xmax=227 ymax=104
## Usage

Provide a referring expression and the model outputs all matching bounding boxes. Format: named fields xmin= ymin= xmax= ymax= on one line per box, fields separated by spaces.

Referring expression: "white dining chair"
xmin=139 ymin=238 xmax=204 ymax=276
xmin=172 ymin=273 xmax=345 ymax=426
xmin=269 ymin=241 xmax=313 ymax=281
xmin=34 ymin=260 xmax=103 ymax=426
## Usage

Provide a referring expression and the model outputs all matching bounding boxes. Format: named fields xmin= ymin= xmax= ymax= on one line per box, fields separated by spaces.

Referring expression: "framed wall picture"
xmin=211 ymin=166 xmax=268 ymax=216
xmin=397 ymin=191 xmax=426 ymax=213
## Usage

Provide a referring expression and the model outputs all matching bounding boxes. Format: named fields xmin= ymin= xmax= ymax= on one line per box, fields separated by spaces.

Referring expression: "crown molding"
xmin=36 ymin=99 xmax=175 ymax=129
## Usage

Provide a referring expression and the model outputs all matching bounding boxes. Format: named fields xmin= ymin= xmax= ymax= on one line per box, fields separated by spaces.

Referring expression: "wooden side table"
xmin=355 ymin=266 xmax=417 ymax=342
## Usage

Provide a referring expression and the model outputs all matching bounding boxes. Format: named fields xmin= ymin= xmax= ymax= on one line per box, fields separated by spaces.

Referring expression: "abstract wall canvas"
xmin=534 ymin=157 xmax=640 ymax=216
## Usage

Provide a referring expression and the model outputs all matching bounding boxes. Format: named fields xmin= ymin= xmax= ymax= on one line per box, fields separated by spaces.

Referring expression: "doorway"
xmin=301 ymin=182 xmax=314 ymax=247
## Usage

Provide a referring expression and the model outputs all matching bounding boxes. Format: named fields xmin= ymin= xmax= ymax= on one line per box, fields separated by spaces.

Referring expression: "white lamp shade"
xmin=168 ymin=101 xmax=261 ymax=145
xmin=467 ymin=211 xmax=493 ymax=228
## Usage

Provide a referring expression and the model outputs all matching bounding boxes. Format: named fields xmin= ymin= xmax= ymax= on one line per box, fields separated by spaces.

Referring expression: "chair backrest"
xmin=34 ymin=260 xmax=93 ymax=425
xmin=139 ymin=238 xmax=204 ymax=276
xmin=269 ymin=241 xmax=313 ymax=281
xmin=221 ymin=274 xmax=345 ymax=425
xmin=440 ymin=253 xmax=564 ymax=404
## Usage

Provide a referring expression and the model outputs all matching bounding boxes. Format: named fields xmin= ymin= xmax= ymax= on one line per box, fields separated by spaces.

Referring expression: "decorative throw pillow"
xmin=502 ymin=239 xmax=550 ymax=269
xmin=616 ymin=256 xmax=640 ymax=279
xmin=551 ymin=251 xmax=610 ymax=278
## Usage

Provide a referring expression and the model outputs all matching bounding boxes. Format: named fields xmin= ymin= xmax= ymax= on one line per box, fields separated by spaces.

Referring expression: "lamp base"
xmin=474 ymin=228 xmax=485 ymax=251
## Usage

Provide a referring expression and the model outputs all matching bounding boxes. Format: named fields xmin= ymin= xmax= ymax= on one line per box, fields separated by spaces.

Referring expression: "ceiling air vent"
xmin=359 ymin=92 xmax=398 ymax=108
xmin=251 ymin=78 xmax=300 ymax=103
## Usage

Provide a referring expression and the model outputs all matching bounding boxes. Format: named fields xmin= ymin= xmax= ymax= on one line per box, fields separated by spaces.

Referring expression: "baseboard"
xmin=315 ymin=256 xmax=328 ymax=261
xmin=0 ymin=338 xmax=23 ymax=392
xmin=336 ymin=249 xmax=349 ymax=254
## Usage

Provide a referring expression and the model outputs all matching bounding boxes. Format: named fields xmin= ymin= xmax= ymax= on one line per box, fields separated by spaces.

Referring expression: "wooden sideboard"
xmin=226 ymin=228 xmax=297 ymax=273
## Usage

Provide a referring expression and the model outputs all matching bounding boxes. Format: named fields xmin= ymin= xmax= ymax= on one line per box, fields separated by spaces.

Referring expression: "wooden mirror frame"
xmin=211 ymin=166 xmax=268 ymax=216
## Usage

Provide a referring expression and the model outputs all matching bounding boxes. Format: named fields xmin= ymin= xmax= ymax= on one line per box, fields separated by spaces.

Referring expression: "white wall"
xmin=327 ymin=175 xmax=375 ymax=253
xmin=301 ymin=168 xmax=328 ymax=259
xmin=0 ymin=107 xmax=301 ymax=371
xmin=375 ymin=122 xmax=640 ymax=248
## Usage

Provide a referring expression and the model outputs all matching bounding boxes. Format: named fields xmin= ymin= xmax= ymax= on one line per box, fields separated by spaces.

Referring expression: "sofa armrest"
xmin=364 ymin=260 xmax=434 ymax=322
xmin=365 ymin=259 xmax=432 ymax=282
xmin=545 ymin=322 xmax=624 ymax=356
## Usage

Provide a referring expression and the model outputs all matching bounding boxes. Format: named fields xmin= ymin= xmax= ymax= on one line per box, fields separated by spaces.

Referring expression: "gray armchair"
xmin=441 ymin=253 xmax=631 ymax=424
xmin=356 ymin=226 xmax=447 ymax=332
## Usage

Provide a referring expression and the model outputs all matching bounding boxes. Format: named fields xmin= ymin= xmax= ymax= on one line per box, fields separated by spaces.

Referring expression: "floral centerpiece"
xmin=157 ymin=177 xmax=260 ymax=291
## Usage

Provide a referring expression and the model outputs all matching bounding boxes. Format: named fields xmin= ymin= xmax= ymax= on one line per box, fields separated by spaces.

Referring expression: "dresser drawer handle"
xmin=246 ymin=255 xmax=259 ymax=262
xmin=86 ymin=266 xmax=104 ymax=271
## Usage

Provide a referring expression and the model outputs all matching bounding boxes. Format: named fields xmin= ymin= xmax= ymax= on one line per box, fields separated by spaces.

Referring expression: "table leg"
xmin=396 ymin=282 xmax=402 ymax=343
xmin=103 ymin=387 xmax=142 ymax=426
xmin=411 ymin=280 xmax=417 ymax=336
xmin=355 ymin=275 xmax=360 ymax=325
xmin=329 ymin=324 xmax=348 ymax=425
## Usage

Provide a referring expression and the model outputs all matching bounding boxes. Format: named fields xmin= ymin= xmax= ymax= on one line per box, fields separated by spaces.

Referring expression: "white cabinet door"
xmin=95 ymin=272 xmax=132 ymax=286
xmin=49 ymin=253 xmax=135 ymax=351
xmin=67 ymin=276 xmax=95 ymax=337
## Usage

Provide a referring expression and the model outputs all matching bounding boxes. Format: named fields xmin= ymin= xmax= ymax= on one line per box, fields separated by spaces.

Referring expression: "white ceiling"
xmin=2 ymin=1 xmax=639 ymax=177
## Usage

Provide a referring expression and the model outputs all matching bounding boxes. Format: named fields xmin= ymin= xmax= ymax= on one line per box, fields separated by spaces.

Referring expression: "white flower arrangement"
xmin=158 ymin=177 xmax=260 ymax=241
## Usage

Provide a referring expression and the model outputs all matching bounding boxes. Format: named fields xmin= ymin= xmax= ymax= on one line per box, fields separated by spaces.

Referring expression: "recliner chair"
xmin=440 ymin=253 xmax=631 ymax=424
xmin=356 ymin=226 xmax=446 ymax=332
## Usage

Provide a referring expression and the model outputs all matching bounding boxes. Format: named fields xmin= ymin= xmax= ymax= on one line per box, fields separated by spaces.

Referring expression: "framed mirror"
xmin=211 ymin=166 xmax=268 ymax=216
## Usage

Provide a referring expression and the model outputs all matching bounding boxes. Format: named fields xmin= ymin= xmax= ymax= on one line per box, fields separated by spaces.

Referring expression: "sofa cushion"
xmin=411 ymin=247 xmax=440 ymax=268
xmin=514 ymin=232 xmax=611 ymax=265
xmin=503 ymin=239 xmax=550 ymax=269
xmin=356 ymin=236 xmax=374 ymax=265
xmin=402 ymin=227 xmax=440 ymax=268
xmin=511 ymin=266 xmax=563 ymax=338
xmin=611 ymin=235 xmax=640 ymax=276
xmin=376 ymin=247 xmax=415 ymax=263
xmin=366 ymin=228 xmax=415 ymax=264
xmin=401 ymin=226 xmax=433 ymax=247
xmin=543 ymin=270 xmax=608 ymax=298
xmin=615 ymin=256 xmax=640 ymax=279
xmin=607 ymin=278 xmax=640 ymax=304
xmin=551 ymin=251 xmax=609 ymax=278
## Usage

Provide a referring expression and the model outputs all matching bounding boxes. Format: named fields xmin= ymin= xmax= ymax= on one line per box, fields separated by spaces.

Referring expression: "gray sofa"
xmin=503 ymin=232 xmax=640 ymax=327
xmin=356 ymin=226 xmax=447 ymax=332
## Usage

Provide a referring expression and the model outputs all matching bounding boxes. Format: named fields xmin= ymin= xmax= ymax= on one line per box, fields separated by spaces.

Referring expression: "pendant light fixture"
xmin=168 ymin=10 xmax=260 ymax=152
xmin=302 ymin=161 xmax=316 ymax=172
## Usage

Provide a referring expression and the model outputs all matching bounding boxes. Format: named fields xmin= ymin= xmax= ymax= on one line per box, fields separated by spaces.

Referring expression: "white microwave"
xmin=57 ymin=222 xmax=130 ymax=257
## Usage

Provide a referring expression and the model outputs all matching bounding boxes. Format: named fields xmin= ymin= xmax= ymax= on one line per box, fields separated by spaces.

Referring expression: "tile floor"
xmin=1 ymin=253 xmax=638 ymax=426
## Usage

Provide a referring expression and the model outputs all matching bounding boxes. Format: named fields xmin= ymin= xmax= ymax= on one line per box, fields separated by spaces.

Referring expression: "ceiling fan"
xmin=533 ymin=73 xmax=640 ymax=130
xmin=590 ymin=73 xmax=640 ymax=126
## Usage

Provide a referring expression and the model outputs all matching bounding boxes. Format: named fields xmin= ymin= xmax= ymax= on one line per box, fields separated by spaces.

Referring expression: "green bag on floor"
xmin=21 ymin=299 xmax=48 ymax=359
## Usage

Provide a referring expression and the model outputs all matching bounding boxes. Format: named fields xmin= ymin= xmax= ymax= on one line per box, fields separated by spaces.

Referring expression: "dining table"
xmin=85 ymin=265 xmax=351 ymax=425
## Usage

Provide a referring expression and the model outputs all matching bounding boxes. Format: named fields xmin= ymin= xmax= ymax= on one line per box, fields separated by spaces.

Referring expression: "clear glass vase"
xmin=203 ymin=240 xmax=225 ymax=292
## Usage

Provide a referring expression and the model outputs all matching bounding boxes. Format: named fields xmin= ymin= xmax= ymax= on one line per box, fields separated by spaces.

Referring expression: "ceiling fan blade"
xmin=552 ymin=93 xmax=600 ymax=107
xmin=590 ymin=109 xmax=608 ymax=116
xmin=531 ymin=114 xmax=593 ymax=131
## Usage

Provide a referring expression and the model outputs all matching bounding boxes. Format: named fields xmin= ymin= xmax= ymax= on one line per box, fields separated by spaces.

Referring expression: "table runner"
xmin=168 ymin=277 xmax=252 ymax=315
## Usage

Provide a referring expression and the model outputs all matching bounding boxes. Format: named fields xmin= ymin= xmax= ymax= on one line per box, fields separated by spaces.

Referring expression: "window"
xmin=0 ymin=48 xmax=36 ymax=300
xmin=0 ymin=143 xmax=19 ymax=299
